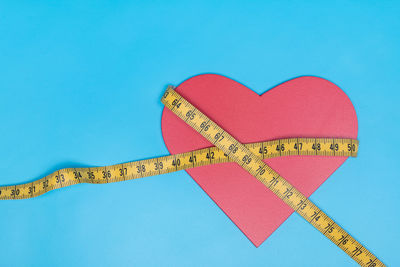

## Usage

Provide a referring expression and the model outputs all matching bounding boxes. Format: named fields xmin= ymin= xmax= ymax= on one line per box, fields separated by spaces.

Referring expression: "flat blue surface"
xmin=0 ymin=1 xmax=399 ymax=266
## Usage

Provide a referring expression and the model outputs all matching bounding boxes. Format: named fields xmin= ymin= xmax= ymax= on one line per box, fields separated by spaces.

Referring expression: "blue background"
xmin=0 ymin=1 xmax=398 ymax=266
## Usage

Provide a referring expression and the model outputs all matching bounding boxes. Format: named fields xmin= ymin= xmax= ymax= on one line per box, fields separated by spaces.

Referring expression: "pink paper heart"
xmin=161 ymin=74 xmax=358 ymax=247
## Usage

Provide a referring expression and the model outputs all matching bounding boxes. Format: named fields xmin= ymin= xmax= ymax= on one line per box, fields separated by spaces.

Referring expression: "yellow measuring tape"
xmin=0 ymin=137 xmax=358 ymax=200
xmin=161 ymin=86 xmax=384 ymax=267
xmin=0 ymin=85 xmax=383 ymax=266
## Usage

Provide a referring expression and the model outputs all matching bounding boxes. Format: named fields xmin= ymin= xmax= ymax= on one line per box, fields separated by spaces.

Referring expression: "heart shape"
xmin=161 ymin=74 xmax=358 ymax=247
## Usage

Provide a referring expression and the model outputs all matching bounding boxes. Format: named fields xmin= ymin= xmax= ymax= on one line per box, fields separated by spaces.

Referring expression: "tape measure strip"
xmin=161 ymin=86 xmax=383 ymax=267
xmin=0 ymin=137 xmax=357 ymax=200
